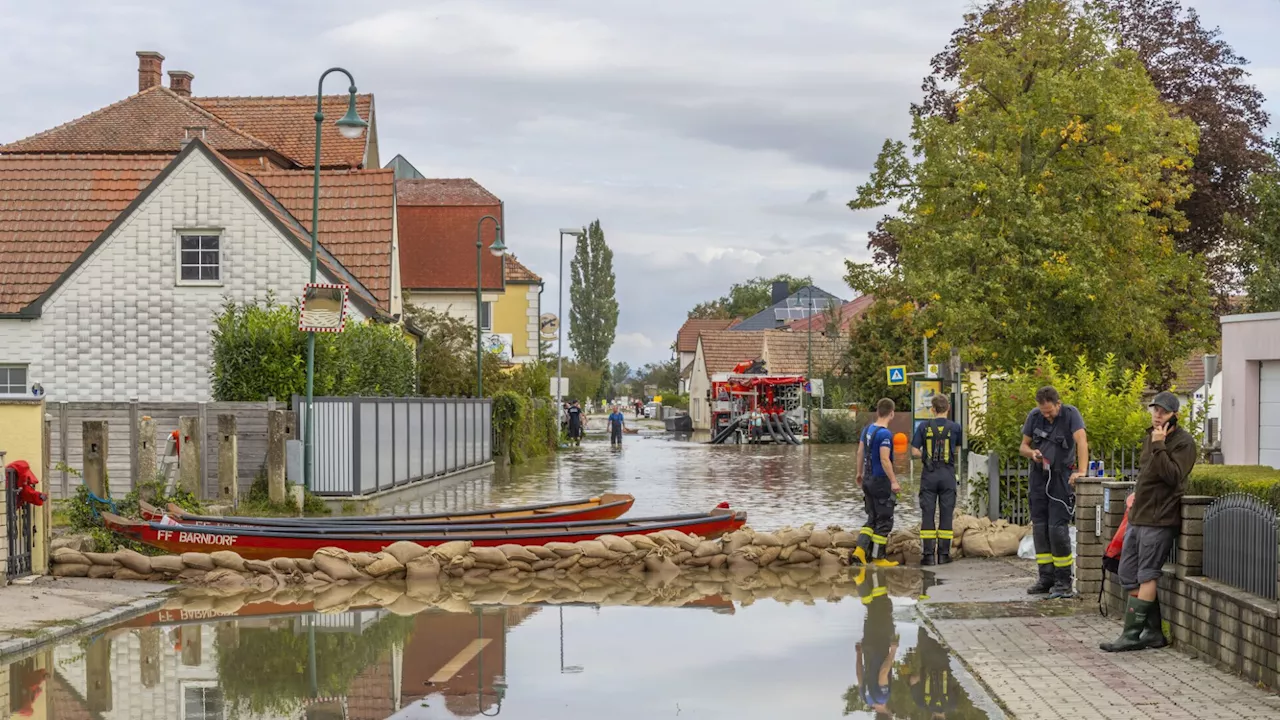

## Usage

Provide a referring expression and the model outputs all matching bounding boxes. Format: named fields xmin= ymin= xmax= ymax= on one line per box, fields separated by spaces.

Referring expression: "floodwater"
xmin=4 ymin=431 xmax=1002 ymax=719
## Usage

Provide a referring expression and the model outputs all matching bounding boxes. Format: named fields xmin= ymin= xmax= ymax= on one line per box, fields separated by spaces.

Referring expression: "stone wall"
xmin=1075 ymin=478 xmax=1280 ymax=688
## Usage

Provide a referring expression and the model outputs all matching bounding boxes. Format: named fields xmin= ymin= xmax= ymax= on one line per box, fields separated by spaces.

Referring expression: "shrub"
xmin=812 ymin=412 xmax=861 ymax=444
xmin=56 ymin=464 xmax=203 ymax=554
xmin=238 ymin=471 xmax=331 ymax=517
xmin=1188 ymin=465 xmax=1280 ymax=512
xmin=973 ymin=352 xmax=1149 ymax=458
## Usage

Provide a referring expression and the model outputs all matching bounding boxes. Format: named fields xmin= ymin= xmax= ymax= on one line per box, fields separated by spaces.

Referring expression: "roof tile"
xmin=504 ymin=254 xmax=542 ymax=283
xmin=397 ymin=178 xmax=499 ymax=206
xmin=0 ymin=154 xmax=170 ymax=313
xmin=698 ymin=330 xmax=767 ymax=374
xmin=193 ymin=94 xmax=373 ymax=169
xmin=676 ymin=318 xmax=738 ymax=353
xmin=399 ymin=199 xmax=504 ymax=291
xmin=786 ymin=294 xmax=875 ymax=332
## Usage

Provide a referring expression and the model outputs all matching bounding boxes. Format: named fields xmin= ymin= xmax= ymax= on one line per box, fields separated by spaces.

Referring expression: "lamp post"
xmin=304 ymin=68 xmax=368 ymax=494
xmin=555 ymin=228 xmax=586 ymax=415
xmin=476 ymin=215 xmax=505 ymax=397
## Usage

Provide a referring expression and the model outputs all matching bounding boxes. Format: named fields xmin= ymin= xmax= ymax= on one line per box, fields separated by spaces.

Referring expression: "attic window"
xmin=178 ymin=232 xmax=222 ymax=284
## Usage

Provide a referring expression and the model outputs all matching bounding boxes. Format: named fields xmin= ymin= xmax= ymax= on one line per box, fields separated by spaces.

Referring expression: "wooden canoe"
xmin=102 ymin=507 xmax=747 ymax=559
xmin=139 ymin=493 xmax=636 ymax=528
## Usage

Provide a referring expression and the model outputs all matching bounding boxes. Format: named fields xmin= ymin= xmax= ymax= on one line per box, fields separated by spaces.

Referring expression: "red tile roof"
xmin=786 ymin=294 xmax=875 ymax=333
xmin=253 ymin=168 xmax=395 ymax=309
xmin=0 ymin=86 xmax=273 ymax=156
xmin=397 ymin=178 xmax=499 ymax=206
xmin=193 ymin=94 xmax=374 ymax=169
xmin=698 ymin=330 xmax=767 ymax=374
xmin=504 ymin=254 xmax=542 ymax=283
xmin=0 ymin=154 xmax=170 ymax=313
xmin=676 ymin=318 xmax=738 ymax=353
xmin=399 ymin=203 xmax=504 ymax=291
xmin=763 ymin=329 xmax=846 ymax=374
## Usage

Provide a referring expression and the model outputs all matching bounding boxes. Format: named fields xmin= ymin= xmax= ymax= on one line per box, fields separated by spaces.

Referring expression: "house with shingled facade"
xmin=0 ymin=50 xmax=400 ymax=402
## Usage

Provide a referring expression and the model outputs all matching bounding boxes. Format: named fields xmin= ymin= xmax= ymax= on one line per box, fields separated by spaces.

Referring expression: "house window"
xmin=178 ymin=233 xmax=221 ymax=283
xmin=480 ymin=301 xmax=493 ymax=331
xmin=0 ymin=365 xmax=27 ymax=395
xmin=182 ymin=685 xmax=224 ymax=720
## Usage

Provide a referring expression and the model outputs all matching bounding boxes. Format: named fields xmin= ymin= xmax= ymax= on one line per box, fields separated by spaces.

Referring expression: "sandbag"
xmin=597 ymin=535 xmax=636 ymax=554
xmin=314 ymin=552 xmax=366 ymax=581
xmin=807 ymin=530 xmax=833 ymax=549
xmin=178 ymin=568 xmax=208 ymax=581
xmin=431 ymin=541 xmax=474 ymax=561
xmin=272 ymin=557 xmax=299 ymax=574
xmin=113 ymin=568 xmax=151 ymax=581
xmin=182 ymin=553 xmax=215 ymax=571
xmin=151 ymin=556 xmax=185 ymax=574
xmin=777 ymin=528 xmax=810 ymax=546
xmin=244 ymin=560 xmax=275 ymax=575
xmin=654 ymin=530 xmax=699 ymax=552
xmin=758 ymin=546 xmax=782 ymax=567
xmin=752 ymin=532 xmax=782 ymax=547
xmin=831 ymin=531 xmax=860 ymax=548
xmin=498 ymin=544 xmax=540 ymax=563
xmin=693 ymin=540 xmax=721 ymax=558
xmin=723 ymin=530 xmax=754 ymax=554
xmin=546 ymin=542 xmax=583 ymax=558
xmin=406 ymin=554 xmax=441 ymax=582
xmin=470 ymin=547 xmax=510 ymax=567
xmin=115 ymin=549 xmax=153 ymax=575
xmin=576 ymin=540 xmax=618 ymax=561
xmin=211 ymin=550 xmax=247 ymax=572
xmin=88 ymin=564 xmax=118 ymax=579
xmin=365 ymin=554 xmax=406 ymax=578
xmin=526 ymin=545 xmax=559 ymax=560
xmin=84 ymin=551 xmax=120 ymax=566
xmin=296 ymin=559 xmax=316 ymax=574
xmin=52 ymin=547 xmax=89 ymax=565
xmin=627 ymin=534 xmax=659 ymax=551
xmin=52 ymin=562 xmax=89 ymax=577
xmin=788 ymin=550 xmax=817 ymax=564
xmin=347 ymin=552 xmax=379 ymax=568
xmin=382 ymin=541 xmax=430 ymax=565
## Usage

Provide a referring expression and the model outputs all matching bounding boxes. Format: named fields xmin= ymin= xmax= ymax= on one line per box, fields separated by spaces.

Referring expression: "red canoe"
xmin=138 ymin=494 xmax=636 ymax=528
xmin=102 ymin=507 xmax=747 ymax=560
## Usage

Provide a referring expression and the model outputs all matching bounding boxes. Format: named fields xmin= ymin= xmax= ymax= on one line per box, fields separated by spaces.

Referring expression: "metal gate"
xmin=1203 ymin=493 xmax=1278 ymax=600
xmin=6 ymin=466 xmax=34 ymax=580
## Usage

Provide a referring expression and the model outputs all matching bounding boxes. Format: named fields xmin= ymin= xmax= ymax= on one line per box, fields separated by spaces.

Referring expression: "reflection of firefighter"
xmin=856 ymin=567 xmax=898 ymax=719
xmin=909 ymin=627 xmax=960 ymax=718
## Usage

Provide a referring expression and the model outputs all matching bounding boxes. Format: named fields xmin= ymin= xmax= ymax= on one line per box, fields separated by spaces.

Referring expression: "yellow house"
xmin=492 ymin=255 xmax=544 ymax=364
xmin=0 ymin=397 xmax=50 ymax=577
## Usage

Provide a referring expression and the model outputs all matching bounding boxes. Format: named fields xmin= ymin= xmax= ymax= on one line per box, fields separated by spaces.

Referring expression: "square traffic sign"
xmin=886 ymin=365 xmax=907 ymax=386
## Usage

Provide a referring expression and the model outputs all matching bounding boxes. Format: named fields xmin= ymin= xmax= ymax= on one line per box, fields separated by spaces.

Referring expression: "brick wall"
xmin=1076 ymin=478 xmax=1280 ymax=688
xmin=0 ymin=148 xmax=364 ymax=404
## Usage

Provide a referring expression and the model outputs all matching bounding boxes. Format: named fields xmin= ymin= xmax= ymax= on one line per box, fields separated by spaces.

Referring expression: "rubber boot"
xmin=921 ymin=538 xmax=936 ymax=566
xmin=853 ymin=534 xmax=870 ymax=565
xmin=1048 ymin=565 xmax=1075 ymax=599
xmin=1100 ymin=597 xmax=1154 ymax=652
xmin=871 ymin=543 xmax=899 ymax=568
xmin=1027 ymin=563 xmax=1054 ymax=595
xmin=1140 ymin=598 xmax=1168 ymax=649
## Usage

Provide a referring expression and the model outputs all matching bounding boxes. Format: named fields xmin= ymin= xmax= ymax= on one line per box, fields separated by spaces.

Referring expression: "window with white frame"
xmin=480 ymin=301 xmax=493 ymax=331
xmin=178 ymin=233 xmax=221 ymax=283
xmin=182 ymin=684 xmax=224 ymax=720
xmin=0 ymin=365 xmax=28 ymax=395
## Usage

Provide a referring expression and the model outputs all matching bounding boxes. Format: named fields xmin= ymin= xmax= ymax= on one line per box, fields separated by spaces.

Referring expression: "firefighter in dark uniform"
xmin=909 ymin=627 xmax=960 ymax=718
xmin=1019 ymin=386 xmax=1089 ymax=599
xmin=855 ymin=566 xmax=898 ymax=719
xmin=855 ymin=398 xmax=901 ymax=567
xmin=911 ymin=393 xmax=961 ymax=565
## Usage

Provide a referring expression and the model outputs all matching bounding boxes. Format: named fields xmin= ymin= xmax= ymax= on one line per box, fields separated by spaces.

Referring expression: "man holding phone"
xmin=1101 ymin=391 xmax=1197 ymax=652
xmin=1019 ymin=386 xmax=1089 ymax=599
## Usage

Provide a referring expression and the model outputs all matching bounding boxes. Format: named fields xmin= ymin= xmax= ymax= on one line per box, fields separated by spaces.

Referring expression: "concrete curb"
xmin=0 ymin=590 xmax=174 ymax=662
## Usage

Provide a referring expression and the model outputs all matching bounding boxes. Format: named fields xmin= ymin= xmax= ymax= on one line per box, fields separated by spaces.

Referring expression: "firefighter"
xmin=855 ymin=398 xmax=901 ymax=567
xmin=912 ymin=393 xmax=961 ymax=565
xmin=1019 ymin=386 xmax=1088 ymax=599
xmin=909 ymin=627 xmax=960 ymax=717
xmin=855 ymin=566 xmax=898 ymax=718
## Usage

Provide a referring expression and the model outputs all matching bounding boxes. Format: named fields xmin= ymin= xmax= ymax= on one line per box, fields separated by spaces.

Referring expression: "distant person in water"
xmin=609 ymin=405 xmax=626 ymax=446
xmin=567 ymin=400 xmax=583 ymax=446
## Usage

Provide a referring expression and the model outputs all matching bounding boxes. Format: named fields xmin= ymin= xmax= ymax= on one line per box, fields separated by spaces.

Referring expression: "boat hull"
xmin=139 ymin=494 xmax=636 ymax=528
xmin=103 ymin=509 xmax=747 ymax=560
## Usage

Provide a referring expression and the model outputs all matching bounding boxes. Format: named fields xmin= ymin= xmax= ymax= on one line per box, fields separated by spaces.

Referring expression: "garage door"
xmin=1262 ymin=361 xmax=1280 ymax=469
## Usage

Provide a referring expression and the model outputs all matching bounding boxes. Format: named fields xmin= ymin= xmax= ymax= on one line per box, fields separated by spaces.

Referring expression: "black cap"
xmin=1149 ymin=391 xmax=1179 ymax=413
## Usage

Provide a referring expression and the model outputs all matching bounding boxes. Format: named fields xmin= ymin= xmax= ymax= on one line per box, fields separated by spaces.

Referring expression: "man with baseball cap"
xmin=1101 ymin=390 xmax=1197 ymax=652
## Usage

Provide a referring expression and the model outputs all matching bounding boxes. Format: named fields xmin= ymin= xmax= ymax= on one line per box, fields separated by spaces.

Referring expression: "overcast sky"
xmin=3 ymin=1 xmax=1278 ymax=368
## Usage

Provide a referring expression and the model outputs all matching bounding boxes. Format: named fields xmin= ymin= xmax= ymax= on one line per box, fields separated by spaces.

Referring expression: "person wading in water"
xmin=855 ymin=398 xmax=901 ymax=567
xmin=566 ymin=400 xmax=583 ymax=446
xmin=608 ymin=405 xmax=626 ymax=446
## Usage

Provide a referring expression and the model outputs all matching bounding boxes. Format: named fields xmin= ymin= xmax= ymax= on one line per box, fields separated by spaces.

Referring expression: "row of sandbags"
xmin=48 ymin=517 xmax=1029 ymax=587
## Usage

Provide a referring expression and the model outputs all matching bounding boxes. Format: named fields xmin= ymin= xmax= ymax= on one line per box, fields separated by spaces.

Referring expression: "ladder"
xmin=159 ymin=430 xmax=180 ymax=491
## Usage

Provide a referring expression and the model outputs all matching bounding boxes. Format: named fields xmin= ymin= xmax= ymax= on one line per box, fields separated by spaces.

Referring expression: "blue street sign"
xmin=886 ymin=365 xmax=907 ymax=386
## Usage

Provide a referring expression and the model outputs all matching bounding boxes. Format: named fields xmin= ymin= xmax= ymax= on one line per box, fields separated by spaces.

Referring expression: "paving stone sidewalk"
xmin=922 ymin=559 xmax=1280 ymax=719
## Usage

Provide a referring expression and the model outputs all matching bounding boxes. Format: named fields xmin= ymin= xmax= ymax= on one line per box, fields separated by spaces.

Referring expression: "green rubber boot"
xmin=1140 ymin=598 xmax=1169 ymax=649
xmin=1100 ymin=597 xmax=1154 ymax=652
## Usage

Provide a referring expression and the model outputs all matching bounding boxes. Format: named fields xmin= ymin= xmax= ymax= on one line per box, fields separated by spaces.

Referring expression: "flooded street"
xmin=3 ymin=433 xmax=1000 ymax=719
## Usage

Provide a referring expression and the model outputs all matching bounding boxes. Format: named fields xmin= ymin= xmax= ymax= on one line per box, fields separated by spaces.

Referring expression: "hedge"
xmin=1187 ymin=465 xmax=1280 ymax=512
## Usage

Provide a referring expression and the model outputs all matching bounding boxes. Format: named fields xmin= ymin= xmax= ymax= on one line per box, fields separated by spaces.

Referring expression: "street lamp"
xmin=304 ymin=68 xmax=368 ymax=494
xmin=476 ymin=215 xmax=505 ymax=397
xmin=555 ymin=228 xmax=586 ymax=415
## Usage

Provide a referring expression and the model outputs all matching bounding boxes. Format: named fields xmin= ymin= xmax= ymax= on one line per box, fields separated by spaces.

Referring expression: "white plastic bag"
xmin=1017 ymin=525 xmax=1077 ymax=559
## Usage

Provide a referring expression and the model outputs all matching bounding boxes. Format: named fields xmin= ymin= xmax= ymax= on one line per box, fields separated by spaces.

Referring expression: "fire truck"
xmin=707 ymin=360 xmax=806 ymax=445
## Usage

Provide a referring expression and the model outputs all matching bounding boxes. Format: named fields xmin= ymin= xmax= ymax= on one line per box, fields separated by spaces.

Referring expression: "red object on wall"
xmin=6 ymin=459 xmax=46 ymax=507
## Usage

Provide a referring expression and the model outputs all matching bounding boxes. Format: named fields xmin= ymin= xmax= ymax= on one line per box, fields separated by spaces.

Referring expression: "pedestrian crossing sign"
xmin=886 ymin=365 xmax=907 ymax=386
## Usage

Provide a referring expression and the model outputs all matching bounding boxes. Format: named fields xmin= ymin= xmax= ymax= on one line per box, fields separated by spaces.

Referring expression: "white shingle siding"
xmin=0 ymin=149 xmax=364 ymax=402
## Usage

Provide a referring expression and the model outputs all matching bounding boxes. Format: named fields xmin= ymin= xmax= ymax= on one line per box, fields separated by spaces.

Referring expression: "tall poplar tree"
xmin=568 ymin=219 xmax=619 ymax=369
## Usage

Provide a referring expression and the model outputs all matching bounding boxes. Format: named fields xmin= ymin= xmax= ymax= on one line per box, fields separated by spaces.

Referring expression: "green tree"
xmin=569 ymin=219 xmax=619 ymax=369
xmin=849 ymin=0 xmax=1213 ymax=382
xmin=842 ymin=298 xmax=916 ymax=409
xmin=688 ymin=274 xmax=812 ymax=319
xmin=403 ymin=305 xmax=502 ymax=397
xmin=1231 ymin=139 xmax=1280 ymax=313
xmin=634 ymin=359 xmax=681 ymax=397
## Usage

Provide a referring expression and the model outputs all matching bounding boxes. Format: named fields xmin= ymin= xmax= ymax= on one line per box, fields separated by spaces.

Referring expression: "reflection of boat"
xmin=103 ymin=506 xmax=748 ymax=559
xmin=664 ymin=414 xmax=694 ymax=432
xmin=139 ymin=493 xmax=637 ymax=527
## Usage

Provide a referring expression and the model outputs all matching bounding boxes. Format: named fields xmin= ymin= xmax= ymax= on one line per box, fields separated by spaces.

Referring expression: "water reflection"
xmin=5 ymin=568 xmax=1000 ymax=720
xmin=381 ymin=435 xmax=923 ymax=530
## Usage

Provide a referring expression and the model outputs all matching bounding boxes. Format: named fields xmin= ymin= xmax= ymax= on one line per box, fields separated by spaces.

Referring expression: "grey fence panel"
xmin=987 ymin=448 xmax=1143 ymax=523
xmin=408 ymin=402 xmax=422 ymax=482
xmin=445 ymin=404 xmax=457 ymax=474
xmin=1203 ymin=494 xmax=1278 ymax=600
xmin=465 ymin=402 xmax=476 ymax=468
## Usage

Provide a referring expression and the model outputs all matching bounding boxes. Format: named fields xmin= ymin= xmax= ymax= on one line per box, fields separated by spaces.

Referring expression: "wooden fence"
xmin=46 ymin=400 xmax=276 ymax=500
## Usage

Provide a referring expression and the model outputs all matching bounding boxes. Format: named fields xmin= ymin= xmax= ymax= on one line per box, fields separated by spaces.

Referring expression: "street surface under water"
xmin=4 ymin=432 xmax=1002 ymax=719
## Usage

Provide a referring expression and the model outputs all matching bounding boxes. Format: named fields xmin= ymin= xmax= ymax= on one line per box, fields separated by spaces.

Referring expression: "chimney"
xmin=168 ymin=70 xmax=193 ymax=97
xmin=137 ymin=51 xmax=164 ymax=92
xmin=771 ymin=281 xmax=790 ymax=306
